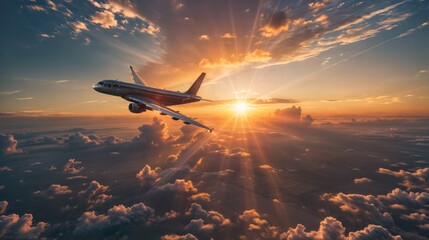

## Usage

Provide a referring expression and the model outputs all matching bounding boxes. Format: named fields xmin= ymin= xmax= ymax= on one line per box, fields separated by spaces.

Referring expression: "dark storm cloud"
xmin=0 ymin=212 xmax=49 ymax=239
xmin=74 ymin=202 xmax=154 ymax=234
xmin=0 ymin=133 xmax=22 ymax=155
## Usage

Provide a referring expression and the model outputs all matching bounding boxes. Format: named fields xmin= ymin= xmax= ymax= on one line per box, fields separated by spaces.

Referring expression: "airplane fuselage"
xmin=93 ymin=80 xmax=201 ymax=106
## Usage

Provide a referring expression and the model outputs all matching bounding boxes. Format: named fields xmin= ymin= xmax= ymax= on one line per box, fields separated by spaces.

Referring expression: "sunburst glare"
xmin=234 ymin=101 xmax=250 ymax=114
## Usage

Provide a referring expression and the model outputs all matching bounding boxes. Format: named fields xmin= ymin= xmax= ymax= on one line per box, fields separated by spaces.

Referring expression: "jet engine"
xmin=128 ymin=103 xmax=147 ymax=113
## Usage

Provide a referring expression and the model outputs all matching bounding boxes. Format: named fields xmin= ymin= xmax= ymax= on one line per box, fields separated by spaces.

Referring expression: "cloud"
xmin=136 ymin=165 xmax=161 ymax=186
xmin=323 ymin=192 xmax=394 ymax=227
xmin=154 ymin=179 xmax=197 ymax=194
xmin=239 ymin=209 xmax=279 ymax=238
xmin=63 ymin=159 xmax=84 ymax=174
xmin=0 ymin=201 xmax=7 ymax=214
xmin=55 ymin=80 xmax=69 ymax=83
xmin=39 ymin=33 xmax=51 ymax=38
xmin=198 ymin=35 xmax=209 ymax=41
xmin=0 ymin=166 xmax=12 ymax=172
xmin=260 ymin=11 xmax=290 ymax=37
xmin=378 ymin=167 xmax=429 ymax=191
xmin=221 ymin=33 xmax=236 ymax=39
xmin=78 ymin=181 xmax=112 ymax=207
xmin=274 ymin=106 xmax=302 ymax=123
xmin=16 ymin=97 xmax=33 ymax=101
xmin=91 ymin=10 xmax=118 ymax=29
xmin=34 ymin=184 xmax=72 ymax=198
xmin=185 ymin=203 xmax=231 ymax=232
xmin=176 ymin=125 xmax=201 ymax=142
xmin=189 ymin=192 xmax=211 ymax=203
xmin=103 ymin=136 xmax=124 ymax=145
xmin=0 ymin=213 xmax=49 ymax=238
xmin=71 ymin=21 xmax=89 ymax=33
xmin=27 ymin=5 xmax=46 ymax=12
xmin=0 ymin=90 xmax=20 ymax=95
xmin=64 ymin=132 xmax=101 ymax=146
xmin=160 ymin=234 xmax=198 ymax=240
xmin=0 ymin=133 xmax=22 ymax=155
xmin=354 ymin=178 xmax=372 ymax=184
xmin=132 ymin=117 xmax=176 ymax=146
xmin=74 ymin=202 xmax=154 ymax=234
xmin=279 ymin=217 xmax=401 ymax=240
xmin=46 ymin=0 xmax=57 ymax=11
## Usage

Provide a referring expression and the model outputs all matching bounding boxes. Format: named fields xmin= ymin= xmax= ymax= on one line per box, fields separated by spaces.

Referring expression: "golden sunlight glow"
xmin=234 ymin=102 xmax=250 ymax=114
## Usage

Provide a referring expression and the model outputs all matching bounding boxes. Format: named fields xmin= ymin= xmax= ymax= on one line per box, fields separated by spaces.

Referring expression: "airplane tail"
xmin=185 ymin=72 xmax=206 ymax=95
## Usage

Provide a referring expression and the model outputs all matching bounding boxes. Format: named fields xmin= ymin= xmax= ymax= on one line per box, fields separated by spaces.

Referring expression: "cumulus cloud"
xmin=74 ymin=202 xmax=154 ymax=234
xmin=239 ymin=209 xmax=279 ymax=238
xmin=323 ymin=192 xmax=394 ymax=227
xmin=260 ymin=11 xmax=290 ymax=37
xmin=64 ymin=132 xmax=100 ymax=146
xmin=133 ymin=117 xmax=176 ymax=146
xmin=279 ymin=217 xmax=401 ymax=240
xmin=91 ymin=10 xmax=118 ymax=29
xmin=34 ymin=184 xmax=72 ymax=198
xmin=274 ymin=106 xmax=302 ymax=123
xmin=189 ymin=192 xmax=211 ymax=203
xmin=160 ymin=233 xmax=198 ymax=240
xmin=78 ymin=181 xmax=112 ymax=207
xmin=378 ymin=167 xmax=429 ymax=191
xmin=103 ymin=136 xmax=124 ymax=145
xmin=0 ymin=133 xmax=22 ymax=155
xmin=354 ymin=178 xmax=372 ymax=184
xmin=71 ymin=21 xmax=88 ymax=33
xmin=198 ymin=35 xmax=209 ymax=41
xmin=63 ymin=159 xmax=84 ymax=174
xmin=154 ymin=179 xmax=197 ymax=194
xmin=176 ymin=125 xmax=201 ymax=142
xmin=0 ymin=213 xmax=49 ymax=238
xmin=136 ymin=165 xmax=161 ymax=186
xmin=185 ymin=203 xmax=231 ymax=235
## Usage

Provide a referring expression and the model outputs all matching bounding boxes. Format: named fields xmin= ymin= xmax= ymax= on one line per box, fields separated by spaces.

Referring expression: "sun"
xmin=234 ymin=102 xmax=250 ymax=114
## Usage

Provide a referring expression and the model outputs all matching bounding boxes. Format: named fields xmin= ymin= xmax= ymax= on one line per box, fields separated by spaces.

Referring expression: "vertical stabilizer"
xmin=130 ymin=66 xmax=147 ymax=86
xmin=185 ymin=72 xmax=206 ymax=95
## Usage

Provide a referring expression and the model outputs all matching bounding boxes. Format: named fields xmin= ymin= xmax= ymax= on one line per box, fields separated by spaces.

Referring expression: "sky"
xmin=0 ymin=0 xmax=428 ymax=116
xmin=1 ymin=2 xmax=429 ymax=239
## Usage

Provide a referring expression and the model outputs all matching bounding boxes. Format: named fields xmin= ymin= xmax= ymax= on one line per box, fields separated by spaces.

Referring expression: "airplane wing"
xmin=130 ymin=66 xmax=147 ymax=86
xmin=125 ymin=95 xmax=214 ymax=132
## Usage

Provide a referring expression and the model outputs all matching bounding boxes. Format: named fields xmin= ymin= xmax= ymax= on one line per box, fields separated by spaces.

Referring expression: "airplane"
xmin=93 ymin=66 xmax=213 ymax=132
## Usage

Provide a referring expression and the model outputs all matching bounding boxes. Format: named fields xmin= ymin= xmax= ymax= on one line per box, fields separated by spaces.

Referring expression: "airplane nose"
xmin=93 ymin=83 xmax=101 ymax=92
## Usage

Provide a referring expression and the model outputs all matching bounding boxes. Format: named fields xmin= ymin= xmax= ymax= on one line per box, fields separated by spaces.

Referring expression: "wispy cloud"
xmin=0 ymin=90 xmax=21 ymax=95
xmin=16 ymin=97 xmax=34 ymax=101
